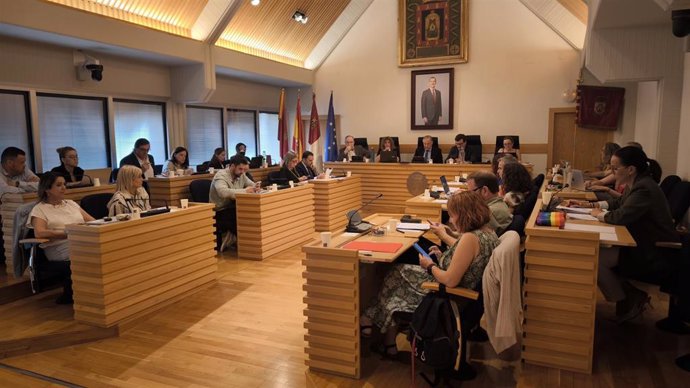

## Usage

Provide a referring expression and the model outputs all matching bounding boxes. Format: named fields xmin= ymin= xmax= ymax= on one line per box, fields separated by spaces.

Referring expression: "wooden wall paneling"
xmin=236 ymin=185 xmax=315 ymax=261
xmin=66 ymin=204 xmax=217 ymax=328
xmin=573 ymin=126 xmax=614 ymax=171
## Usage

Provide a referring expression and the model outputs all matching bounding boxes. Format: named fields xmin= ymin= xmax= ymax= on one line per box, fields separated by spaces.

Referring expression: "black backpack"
xmin=408 ymin=286 xmax=462 ymax=371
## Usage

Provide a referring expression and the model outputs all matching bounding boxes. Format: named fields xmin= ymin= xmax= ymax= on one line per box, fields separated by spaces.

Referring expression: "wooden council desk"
xmin=1 ymin=184 xmax=116 ymax=276
xmin=310 ymin=176 xmax=362 ymax=232
xmin=66 ymin=203 xmax=217 ymax=328
xmin=301 ymin=214 xmax=420 ymax=378
xmin=235 ymin=184 xmax=315 ymax=261
xmin=147 ymin=166 xmax=280 ymax=208
xmin=522 ymin=198 xmax=635 ymax=374
xmin=323 ymin=162 xmax=509 ymax=213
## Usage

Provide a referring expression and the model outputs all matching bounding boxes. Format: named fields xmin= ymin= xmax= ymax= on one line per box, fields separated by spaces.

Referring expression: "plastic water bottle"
xmin=262 ymin=150 xmax=267 ymax=168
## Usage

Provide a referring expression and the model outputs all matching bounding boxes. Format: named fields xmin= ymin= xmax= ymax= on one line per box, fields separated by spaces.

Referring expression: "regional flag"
xmin=292 ymin=91 xmax=305 ymax=158
xmin=308 ymin=92 xmax=321 ymax=144
xmin=277 ymin=88 xmax=289 ymax=158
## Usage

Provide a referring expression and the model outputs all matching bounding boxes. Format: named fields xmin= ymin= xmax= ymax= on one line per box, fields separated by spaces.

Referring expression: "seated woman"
xmin=500 ymin=163 xmax=532 ymax=214
xmin=28 ymin=172 xmax=95 ymax=304
xmin=208 ymin=147 xmax=226 ymax=170
xmin=51 ymin=146 xmax=91 ymax=186
xmin=375 ymin=136 xmax=399 ymax=163
xmin=568 ymin=146 xmax=675 ymax=323
xmin=586 ymin=142 xmax=620 ymax=179
xmin=107 ymin=165 xmax=151 ymax=216
xmin=496 ymin=136 xmax=521 ymax=161
xmin=275 ymin=151 xmax=307 ymax=184
xmin=360 ymin=191 xmax=499 ymax=359
xmin=586 ymin=142 xmax=660 ymax=199
xmin=492 ymin=153 xmax=517 ymax=178
xmin=164 ymin=146 xmax=191 ymax=175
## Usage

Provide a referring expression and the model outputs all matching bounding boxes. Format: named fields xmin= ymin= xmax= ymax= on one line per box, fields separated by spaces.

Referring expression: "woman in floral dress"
xmin=361 ymin=191 xmax=499 ymax=357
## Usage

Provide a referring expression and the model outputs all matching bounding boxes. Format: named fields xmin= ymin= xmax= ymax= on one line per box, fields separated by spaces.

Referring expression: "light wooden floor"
xmin=1 ymin=245 xmax=689 ymax=387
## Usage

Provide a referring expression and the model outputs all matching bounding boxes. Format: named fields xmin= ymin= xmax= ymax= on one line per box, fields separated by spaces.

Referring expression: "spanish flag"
xmin=278 ymin=88 xmax=289 ymax=158
xmin=292 ymin=91 xmax=304 ymax=158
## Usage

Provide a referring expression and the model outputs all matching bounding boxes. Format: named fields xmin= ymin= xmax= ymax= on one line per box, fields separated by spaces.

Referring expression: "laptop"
xmin=439 ymin=175 xmax=451 ymax=195
xmin=350 ymin=155 xmax=364 ymax=162
xmin=379 ymin=150 xmax=396 ymax=163
xmin=571 ymin=169 xmax=585 ymax=190
xmin=325 ymin=168 xmax=333 ymax=178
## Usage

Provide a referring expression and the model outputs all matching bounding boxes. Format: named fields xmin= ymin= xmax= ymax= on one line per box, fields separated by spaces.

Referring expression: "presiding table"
xmin=1 ymin=184 xmax=116 ymax=275
xmin=235 ymin=184 xmax=315 ymax=261
xmin=66 ymin=203 xmax=217 ymax=328
xmin=323 ymin=162 xmax=514 ymax=213
xmin=309 ymin=176 xmax=362 ymax=232
xmin=522 ymin=197 xmax=635 ymax=374
xmin=301 ymin=214 xmax=420 ymax=379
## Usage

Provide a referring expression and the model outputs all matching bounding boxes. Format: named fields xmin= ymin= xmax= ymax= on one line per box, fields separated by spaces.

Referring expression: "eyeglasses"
xmin=472 ymin=186 xmax=484 ymax=192
xmin=137 ymin=147 xmax=150 ymax=152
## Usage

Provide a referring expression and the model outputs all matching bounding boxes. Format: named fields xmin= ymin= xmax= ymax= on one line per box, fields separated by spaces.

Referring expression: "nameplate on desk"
xmin=342 ymin=241 xmax=403 ymax=253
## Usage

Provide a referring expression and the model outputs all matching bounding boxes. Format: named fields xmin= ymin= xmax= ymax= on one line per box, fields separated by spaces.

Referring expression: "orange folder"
xmin=342 ymin=241 xmax=403 ymax=253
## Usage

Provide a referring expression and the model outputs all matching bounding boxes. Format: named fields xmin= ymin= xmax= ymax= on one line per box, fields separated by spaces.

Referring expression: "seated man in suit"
xmin=413 ymin=135 xmax=443 ymax=164
xmin=337 ymin=135 xmax=368 ymax=162
xmin=119 ymin=138 xmax=155 ymax=180
xmin=209 ymin=155 xmax=260 ymax=251
xmin=295 ymin=151 xmax=325 ymax=179
xmin=1 ymin=147 xmax=39 ymax=195
xmin=445 ymin=134 xmax=475 ymax=164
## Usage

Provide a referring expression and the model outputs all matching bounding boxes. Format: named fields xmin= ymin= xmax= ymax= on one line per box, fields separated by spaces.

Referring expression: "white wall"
xmin=677 ymin=52 xmax=690 ymax=180
xmin=634 ymin=81 xmax=660 ymax=159
xmin=313 ymin=0 xmax=582 ymax=173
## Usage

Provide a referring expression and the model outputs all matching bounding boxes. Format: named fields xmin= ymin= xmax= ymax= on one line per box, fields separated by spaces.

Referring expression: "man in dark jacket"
xmin=413 ymin=135 xmax=443 ymax=164
xmin=119 ymin=138 xmax=155 ymax=179
xmin=445 ymin=134 xmax=476 ymax=163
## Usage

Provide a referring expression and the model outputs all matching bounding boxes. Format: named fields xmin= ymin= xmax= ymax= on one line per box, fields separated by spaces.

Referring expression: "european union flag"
xmin=324 ymin=91 xmax=337 ymax=162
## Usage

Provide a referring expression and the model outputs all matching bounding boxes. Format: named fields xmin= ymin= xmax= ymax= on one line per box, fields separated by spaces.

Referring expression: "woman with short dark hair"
xmin=208 ymin=148 xmax=226 ymax=170
xmin=28 ymin=172 xmax=95 ymax=304
xmin=164 ymin=146 xmax=190 ymax=175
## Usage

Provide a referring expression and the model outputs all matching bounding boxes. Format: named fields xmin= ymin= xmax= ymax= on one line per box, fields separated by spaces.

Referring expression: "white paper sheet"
xmin=556 ymin=205 xmax=592 ymax=214
xmin=566 ymin=213 xmax=598 ymax=221
xmin=563 ymin=223 xmax=618 ymax=241
xmin=432 ymin=199 xmax=448 ymax=204
xmin=396 ymin=223 xmax=430 ymax=231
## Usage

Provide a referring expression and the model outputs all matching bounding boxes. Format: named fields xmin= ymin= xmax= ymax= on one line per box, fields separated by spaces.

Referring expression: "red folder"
xmin=342 ymin=241 xmax=403 ymax=253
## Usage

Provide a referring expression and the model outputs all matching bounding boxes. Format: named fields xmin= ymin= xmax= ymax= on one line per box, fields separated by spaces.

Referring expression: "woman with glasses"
xmin=51 ymin=146 xmax=91 ymax=186
xmin=107 ymin=165 xmax=151 ymax=216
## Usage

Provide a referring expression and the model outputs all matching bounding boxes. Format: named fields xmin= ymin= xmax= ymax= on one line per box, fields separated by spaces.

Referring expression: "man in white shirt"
xmin=210 ymin=155 xmax=259 ymax=250
xmin=119 ymin=138 xmax=155 ymax=180
xmin=0 ymin=147 xmax=39 ymax=195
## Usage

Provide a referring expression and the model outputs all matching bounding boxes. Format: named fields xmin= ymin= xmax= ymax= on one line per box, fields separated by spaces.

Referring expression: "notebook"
xmin=379 ymin=150 xmax=396 ymax=163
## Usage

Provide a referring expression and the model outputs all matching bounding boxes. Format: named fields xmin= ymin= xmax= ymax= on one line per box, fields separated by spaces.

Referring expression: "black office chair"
xmin=354 ymin=137 xmax=369 ymax=150
xmin=197 ymin=162 xmax=209 ymax=173
xmin=80 ymin=193 xmax=113 ymax=219
xmin=660 ymin=175 xmax=682 ymax=200
xmin=110 ymin=167 xmax=120 ymax=183
xmin=267 ymin=170 xmax=288 ymax=186
xmin=189 ymin=180 xmax=212 ymax=203
xmin=464 ymin=135 xmax=483 ymax=163
xmin=153 ymin=164 xmax=163 ymax=175
xmin=532 ymin=174 xmax=545 ymax=189
xmin=494 ymin=136 xmax=520 ymax=154
xmin=518 ymin=187 xmax=539 ymax=220
xmin=667 ymin=181 xmax=690 ymax=226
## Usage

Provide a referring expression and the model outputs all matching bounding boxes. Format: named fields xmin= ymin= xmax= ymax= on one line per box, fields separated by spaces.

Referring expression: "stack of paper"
xmin=396 ymin=223 xmax=431 ymax=231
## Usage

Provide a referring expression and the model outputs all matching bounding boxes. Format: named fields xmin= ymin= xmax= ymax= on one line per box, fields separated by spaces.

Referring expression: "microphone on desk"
xmin=346 ymin=193 xmax=383 ymax=233
xmin=544 ymin=184 xmax=569 ymax=211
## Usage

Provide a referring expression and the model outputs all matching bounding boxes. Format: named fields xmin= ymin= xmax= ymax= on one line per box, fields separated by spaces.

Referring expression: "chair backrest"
xmin=80 ymin=193 xmax=113 ymax=219
xmin=189 ymin=180 xmax=212 ymax=203
xmin=153 ymin=164 xmax=163 ymax=175
xmin=503 ymin=215 xmax=526 ymax=238
xmin=667 ymin=181 xmax=690 ymax=226
xmin=465 ymin=135 xmax=483 ymax=163
xmin=197 ymin=162 xmax=209 ymax=173
xmin=267 ymin=170 xmax=287 ymax=185
xmin=465 ymin=135 xmax=482 ymax=147
xmin=495 ymin=135 xmax=520 ymax=153
xmin=417 ymin=136 xmax=439 ymax=149
xmin=518 ymin=187 xmax=539 ymax=220
xmin=532 ymin=173 xmax=545 ymax=189
xmin=660 ymin=175 xmax=681 ymax=199
xmin=354 ymin=137 xmax=369 ymax=150
xmin=110 ymin=167 xmax=120 ymax=183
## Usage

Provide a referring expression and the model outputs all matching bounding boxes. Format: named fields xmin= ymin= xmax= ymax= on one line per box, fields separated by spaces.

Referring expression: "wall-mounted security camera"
xmin=75 ymin=51 xmax=104 ymax=82
xmin=672 ymin=9 xmax=690 ymax=38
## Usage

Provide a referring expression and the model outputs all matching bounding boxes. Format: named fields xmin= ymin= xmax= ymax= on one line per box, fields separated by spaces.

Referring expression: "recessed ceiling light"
xmin=250 ymin=0 xmax=260 ymax=6
xmin=292 ymin=10 xmax=308 ymax=24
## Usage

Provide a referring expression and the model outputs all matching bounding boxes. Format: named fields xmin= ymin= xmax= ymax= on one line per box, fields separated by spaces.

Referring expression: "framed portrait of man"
xmin=399 ymin=0 xmax=469 ymax=67
xmin=411 ymin=68 xmax=454 ymax=130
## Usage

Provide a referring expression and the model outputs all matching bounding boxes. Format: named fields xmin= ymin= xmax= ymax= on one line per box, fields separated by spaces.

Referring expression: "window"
xmin=0 ymin=90 xmax=33 ymax=169
xmin=113 ymin=100 xmax=167 ymax=166
xmin=186 ymin=106 xmax=223 ymax=166
xmin=37 ymin=94 xmax=109 ymax=171
xmin=227 ymin=109 xmax=257 ymax=158
xmin=258 ymin=111 xmax=280 ymax=163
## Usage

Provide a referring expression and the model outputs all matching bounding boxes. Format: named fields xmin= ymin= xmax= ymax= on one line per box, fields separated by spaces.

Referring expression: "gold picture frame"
xmin=398 ymin=0 xmax=469 ymax=67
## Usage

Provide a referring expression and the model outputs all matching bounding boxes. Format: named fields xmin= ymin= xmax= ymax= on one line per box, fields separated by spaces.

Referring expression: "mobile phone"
xmin=413 ymin=243 xmax=431 ymax=259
